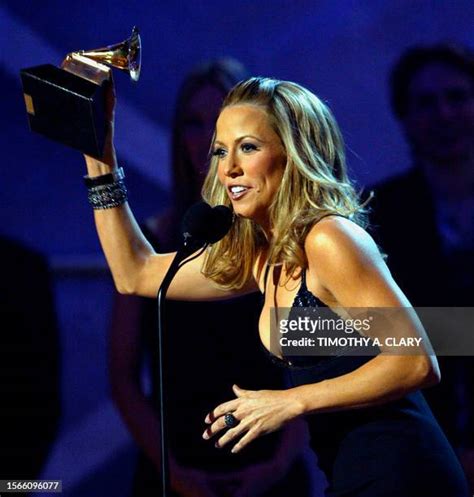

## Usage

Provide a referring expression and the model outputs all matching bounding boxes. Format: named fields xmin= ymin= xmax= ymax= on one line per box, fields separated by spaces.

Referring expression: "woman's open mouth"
xmin=228 ymin=185 xmax=251 ymax=200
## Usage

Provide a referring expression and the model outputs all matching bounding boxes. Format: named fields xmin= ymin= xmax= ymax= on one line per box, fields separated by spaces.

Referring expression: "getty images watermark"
xmin=280 ymin=314 xmax=423 ymax=348
xmin=268 ymin=307 xmax=474 ymax=359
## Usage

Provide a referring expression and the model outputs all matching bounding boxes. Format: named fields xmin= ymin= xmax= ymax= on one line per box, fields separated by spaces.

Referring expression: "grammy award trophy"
xmin=20 ymin=27 xmax=141 ymax=158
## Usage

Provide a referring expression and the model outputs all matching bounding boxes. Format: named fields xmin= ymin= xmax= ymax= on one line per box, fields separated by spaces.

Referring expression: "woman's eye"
xmin=212 ymin=148 xmax=227 ymax=158
xmin=241 ymin=143 xmax=258 ymax=153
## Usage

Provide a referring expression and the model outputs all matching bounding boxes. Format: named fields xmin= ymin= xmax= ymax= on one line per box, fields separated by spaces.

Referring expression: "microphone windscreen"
xmin=181 ymin=202 xmax=213 ymax=240
xmin=181 ymin=202 xmax=233 ymax=244
xmin=207 ymin=205 xmax=233 ymax=243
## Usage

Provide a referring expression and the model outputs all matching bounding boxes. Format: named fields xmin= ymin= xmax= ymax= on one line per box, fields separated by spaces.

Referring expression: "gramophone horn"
xmin=65 ymin=26 xmax=141 ymax=82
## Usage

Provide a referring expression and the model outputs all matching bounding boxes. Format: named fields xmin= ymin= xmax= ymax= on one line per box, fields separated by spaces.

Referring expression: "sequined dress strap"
xmin=293 ymin=268 xmax=327 ymax=309
xmin=260 ymin=265 xmax=330 ymax=368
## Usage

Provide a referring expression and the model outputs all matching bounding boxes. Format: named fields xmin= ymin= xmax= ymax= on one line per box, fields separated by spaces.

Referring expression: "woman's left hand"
xmin=202 ymin=384 xmax=303 ymax=454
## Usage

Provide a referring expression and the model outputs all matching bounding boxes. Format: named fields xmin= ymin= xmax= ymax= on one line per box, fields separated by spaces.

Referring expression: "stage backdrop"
xmin=1 ymin=1 xmax=473 ymax=496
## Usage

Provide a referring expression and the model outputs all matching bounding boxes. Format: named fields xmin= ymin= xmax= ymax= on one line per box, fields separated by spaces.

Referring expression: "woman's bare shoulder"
xmin=305 ymin=215 xmax=378 ymax=261
xmin=304 ymin=215 xmax=404 ymax=307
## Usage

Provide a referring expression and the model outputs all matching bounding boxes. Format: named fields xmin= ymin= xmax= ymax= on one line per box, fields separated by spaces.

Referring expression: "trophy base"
xmin=20 ymin=64 xmax=107 ymax=157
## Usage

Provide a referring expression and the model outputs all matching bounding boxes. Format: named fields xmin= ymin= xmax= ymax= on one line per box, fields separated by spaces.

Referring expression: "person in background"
xmin=0 ymin=235 xmax=61 ymax=496
xmin=109 ymin=59 xmax=318 ymax=497
xmin=370 ymin=43 xmax=474 ymax=490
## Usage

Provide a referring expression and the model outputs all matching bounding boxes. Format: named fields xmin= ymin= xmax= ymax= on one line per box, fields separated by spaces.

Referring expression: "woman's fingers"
xmin=229 ymin=426 xmax=260 ymax=454
xmin=203 ymin=412 xmax=256 ymax=452
xmin=203 ymin=388 xmax=292 ymax=453
xmin=203 ymin=410 xmax=239 ymax=439
xmin=204 ymin=398 xmax=240 ymax=424
xmin=214 ymin=421 xmax=247 ymax=449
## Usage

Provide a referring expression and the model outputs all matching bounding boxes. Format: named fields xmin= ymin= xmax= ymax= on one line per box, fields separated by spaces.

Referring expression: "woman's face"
xmin=182 ymin=84 xmax=227 ymax=178
xmin=214 ymin=104 xmax=286 ymax=228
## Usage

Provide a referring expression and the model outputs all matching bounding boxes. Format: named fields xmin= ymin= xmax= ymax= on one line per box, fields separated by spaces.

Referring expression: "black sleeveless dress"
xmin=261 ymin=269 xmax=469 ymax=497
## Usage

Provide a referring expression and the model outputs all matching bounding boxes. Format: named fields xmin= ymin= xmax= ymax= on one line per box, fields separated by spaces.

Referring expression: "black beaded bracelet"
xmin=83 ymin=167 xmax=125 ymax=188
xmin=87 ymin=180 xmax=128 ymax=210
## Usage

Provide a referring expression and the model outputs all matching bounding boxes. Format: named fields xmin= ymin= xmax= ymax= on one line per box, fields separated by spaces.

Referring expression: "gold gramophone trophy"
xmin=20 ymin=27 xmax=141 ymax=158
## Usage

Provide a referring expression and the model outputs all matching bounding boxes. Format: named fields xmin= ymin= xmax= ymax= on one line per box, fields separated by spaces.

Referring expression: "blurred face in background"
xmin=182 ymin=83 xmax=227 ymax=182
xmin=402 ymin=62 xmax=474 ymax=168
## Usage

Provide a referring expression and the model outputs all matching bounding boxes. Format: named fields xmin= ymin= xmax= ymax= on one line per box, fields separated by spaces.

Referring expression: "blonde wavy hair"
xmin=201 ymin=77 xmax=369 ymax=289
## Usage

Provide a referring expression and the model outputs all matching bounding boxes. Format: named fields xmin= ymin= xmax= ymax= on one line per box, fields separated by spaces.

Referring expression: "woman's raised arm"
xmin=82 ymin=82 xmax=256 ymax=301
xmin=84 ymin=155 xmax=259 ymax=301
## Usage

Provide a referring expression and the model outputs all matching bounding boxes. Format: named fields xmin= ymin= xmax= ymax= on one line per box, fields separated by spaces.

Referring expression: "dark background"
xmin=1 ymin=2 xmax=473 ymax=495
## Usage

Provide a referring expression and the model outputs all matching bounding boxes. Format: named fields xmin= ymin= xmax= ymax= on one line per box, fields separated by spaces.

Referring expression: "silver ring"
xmin=224 ymin=412 xmax=238 ymax=428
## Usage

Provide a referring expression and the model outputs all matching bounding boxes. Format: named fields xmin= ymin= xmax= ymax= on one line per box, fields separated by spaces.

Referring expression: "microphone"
xmin=156 ymin=201 xmax=233 ymax=497
xmin=181 ymin=201 xmax=233 ymax=248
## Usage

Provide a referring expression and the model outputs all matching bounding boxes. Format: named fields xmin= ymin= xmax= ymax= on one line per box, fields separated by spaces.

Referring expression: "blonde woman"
xmin=84 ymin=77 xmax=469 ymax=496
xmin=109 ymin=61 xmax=314 ymax=497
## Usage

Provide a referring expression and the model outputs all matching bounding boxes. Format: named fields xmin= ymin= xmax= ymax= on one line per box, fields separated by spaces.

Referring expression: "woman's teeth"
xmin=230 ymin=186 xmax=249 ymax=199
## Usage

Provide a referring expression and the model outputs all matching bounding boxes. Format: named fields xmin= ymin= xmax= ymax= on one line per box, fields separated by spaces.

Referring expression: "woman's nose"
xmin=224 ymin=153 xmax=242 ymax=177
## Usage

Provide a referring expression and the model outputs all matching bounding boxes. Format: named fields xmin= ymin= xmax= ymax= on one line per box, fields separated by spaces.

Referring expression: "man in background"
xmin=370 ymin=43 xmax=474 ymax=489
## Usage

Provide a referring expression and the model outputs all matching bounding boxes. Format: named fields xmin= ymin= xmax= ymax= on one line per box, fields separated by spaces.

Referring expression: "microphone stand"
xmin=156 ymin=238 xmax=206 ymax=497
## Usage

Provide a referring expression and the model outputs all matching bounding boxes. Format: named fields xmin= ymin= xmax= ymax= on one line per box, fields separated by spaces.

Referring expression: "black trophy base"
xmin=20 ymin=64 xmax=107 ymax=158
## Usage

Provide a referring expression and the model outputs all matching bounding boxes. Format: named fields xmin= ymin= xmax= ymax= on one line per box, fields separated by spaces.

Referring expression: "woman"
xmin=84 ymin=77 xmax=469 ymax=496
xmin=109 ymin=61 xmax=315 ymax=497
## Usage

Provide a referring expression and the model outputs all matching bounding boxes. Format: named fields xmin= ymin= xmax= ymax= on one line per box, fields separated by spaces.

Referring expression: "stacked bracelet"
xmin=83 ymin=167 xmax=125 ymax=187
xmin=87 ymin=180 xmax=128 ymax=209
xmin=84 ymin=167 xmax=128 ymax=210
